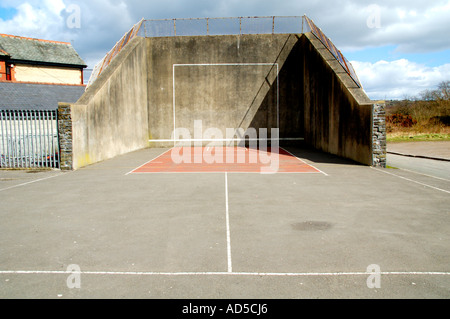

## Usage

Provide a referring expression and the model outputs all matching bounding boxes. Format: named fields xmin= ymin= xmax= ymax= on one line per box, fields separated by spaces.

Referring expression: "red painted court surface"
xmin=130 ymin=147 xmax=323 ymax=173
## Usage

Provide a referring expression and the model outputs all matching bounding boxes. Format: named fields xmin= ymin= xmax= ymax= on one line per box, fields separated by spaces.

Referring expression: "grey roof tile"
xmin=0 ymin=34 xmax=86 ymax=67
xmin=0 ymin=82 xmax=85 ymax=110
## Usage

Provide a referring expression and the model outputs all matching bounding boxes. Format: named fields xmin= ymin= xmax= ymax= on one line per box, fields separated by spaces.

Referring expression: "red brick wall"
xmin=0 ymin=61 xmax=6 ymax=81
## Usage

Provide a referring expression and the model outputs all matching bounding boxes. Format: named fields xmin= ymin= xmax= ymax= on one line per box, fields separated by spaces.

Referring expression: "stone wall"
xmin=57 ymin=102 xmax=73 ymax=170
xmin=372 ymin=102 xmax=387 ymax=167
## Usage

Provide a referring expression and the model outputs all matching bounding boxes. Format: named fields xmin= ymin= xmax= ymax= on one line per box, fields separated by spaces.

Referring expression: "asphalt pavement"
xmin=1 ymin=146 xmax=449 ymax=299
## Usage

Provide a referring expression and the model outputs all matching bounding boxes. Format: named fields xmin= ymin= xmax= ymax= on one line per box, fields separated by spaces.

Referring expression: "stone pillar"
xmin=57 ymin=103 xmax=73 ymax=170
xmin=372 ymin=102 xmax=386 ymax=167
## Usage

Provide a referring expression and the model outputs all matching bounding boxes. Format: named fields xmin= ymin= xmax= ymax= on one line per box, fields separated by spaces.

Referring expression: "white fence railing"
xmin=0 ymin=110 xmax=59 ymax=169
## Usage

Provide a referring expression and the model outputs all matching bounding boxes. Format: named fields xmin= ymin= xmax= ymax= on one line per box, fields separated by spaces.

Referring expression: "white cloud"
xmin=0 ymin=2 xmax=64 ymax=37
xmin=44 ymin=0 xmax=65 ymax=15
xmin=366 ymin=2 xmax=450 ymax=53
xmin=2 ymin=1 xmax=450 ymax=55
xmin=1 ymin=0 xmax=448 ymax=95
xmin=0 ymin=0 xmax=135 ymax=65
xmin=352 ymin=59 xmax=450 ymax=100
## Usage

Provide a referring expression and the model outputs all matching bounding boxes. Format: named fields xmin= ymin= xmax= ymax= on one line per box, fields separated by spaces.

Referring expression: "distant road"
xmin=387 ymin=153 xmax=450 ymax=180
xmin=387 ymin=141 xmax=450 ymax=160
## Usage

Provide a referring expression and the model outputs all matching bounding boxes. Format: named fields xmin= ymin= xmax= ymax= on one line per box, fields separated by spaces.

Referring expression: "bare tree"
xmin=437 ymin=81 xmax=450 ymax=101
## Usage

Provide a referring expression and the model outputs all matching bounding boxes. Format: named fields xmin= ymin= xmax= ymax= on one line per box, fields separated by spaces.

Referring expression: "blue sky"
xmin=0 ymin=0 xmax=449 ymax=100
xmin=345 ymin=45 xmax=450 ymax=68
xmin=0 ymin=7 xmax=16 ymax=20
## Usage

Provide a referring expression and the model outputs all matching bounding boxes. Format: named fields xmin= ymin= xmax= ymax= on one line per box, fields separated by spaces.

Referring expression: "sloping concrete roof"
xmin=0 ymin=34 xmax=86 ymax=67
xmin=0 ymin=82 xmax=85 ymax=110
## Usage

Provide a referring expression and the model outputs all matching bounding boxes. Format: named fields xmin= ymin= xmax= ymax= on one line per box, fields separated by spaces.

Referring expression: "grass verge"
xmin=387 ymin=133 xmax=450 ymax=143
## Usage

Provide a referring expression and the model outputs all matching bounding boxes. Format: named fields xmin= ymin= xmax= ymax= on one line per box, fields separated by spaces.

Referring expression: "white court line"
xmin=225 ymin=172 xmax=232 ymax=273
xmin=126 ymin=146 xmax=325 ymax=175
xmin=0 ymin=173 xmax=63 ymax=192
xmin=125 ymin=148 xmax=173 ymax=175
xmin=129 ymin=171 xmax=326 ymax=174
xmin=397 ymin=167 xmax=450 ymax=183
xmin=280 ymin=147 xmax=328 ymax=176
xmin=372 ymin=167 xmax=450 ymax=194
xmin=388 ymin=153 xmax=450 ymax=182
xmin=0 ymin=270 xmax=449 ymax=277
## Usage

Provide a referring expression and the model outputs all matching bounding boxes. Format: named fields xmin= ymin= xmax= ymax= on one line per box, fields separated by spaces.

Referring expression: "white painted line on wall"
xmin=148 ymin=138 xmax=305 ymax=143
xmin=173 ymin=63 xmax=278 ymax=67
xmin=172 ymin=64 xmax=176 ymax=146
xmin=172 ymin=63 xmax=280 ymax=145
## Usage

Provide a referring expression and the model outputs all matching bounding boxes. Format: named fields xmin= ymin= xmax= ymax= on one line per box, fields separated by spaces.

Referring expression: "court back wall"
xmin=146 ymin=34 xmax=304 ymax=147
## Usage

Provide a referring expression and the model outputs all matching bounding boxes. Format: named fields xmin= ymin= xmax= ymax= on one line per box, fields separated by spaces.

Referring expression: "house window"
xmin=6 ymin=64 xmax=11 ymax=81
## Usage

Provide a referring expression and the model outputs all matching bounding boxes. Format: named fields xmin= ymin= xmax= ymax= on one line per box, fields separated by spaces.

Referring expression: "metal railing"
xmin=304 ymin=16 xmax=362 ymax=88
xmin=140 ymin=16 xmax=305 ymax=37
xmin=86 ymin=19 xmax=144 ymax=88
xmin=0 ymin=110 xmax=59 ymax=169
xmin=86 ymin=15 xmax=362 ymax=89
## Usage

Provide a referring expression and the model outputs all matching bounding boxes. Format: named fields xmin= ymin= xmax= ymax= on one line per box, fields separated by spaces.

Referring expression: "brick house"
xmin=0 ymin=34 xmax=87 ymax=110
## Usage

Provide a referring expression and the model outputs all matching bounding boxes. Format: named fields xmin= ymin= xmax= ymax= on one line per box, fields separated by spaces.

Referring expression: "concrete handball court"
xmin=1 ymin=146 xmax=449 ymax=298
xmin=1 ymin=16 xmax=448 ymax=299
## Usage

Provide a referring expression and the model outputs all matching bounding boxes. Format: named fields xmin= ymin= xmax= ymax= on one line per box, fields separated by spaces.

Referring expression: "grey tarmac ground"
xmin=0 ymin=146 xmax=449 ymax=299
xmin=387 ymin=141 xmax=450 ymax=180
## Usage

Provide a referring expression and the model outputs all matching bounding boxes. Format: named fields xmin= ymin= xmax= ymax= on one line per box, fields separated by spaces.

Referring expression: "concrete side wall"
xmin=146 ymin=34 xmax=304 ymax=146
xmin=71 ymin=37 xmax=149 ymax=169
xmin=302 ymin=33 xmax=374 ymax=165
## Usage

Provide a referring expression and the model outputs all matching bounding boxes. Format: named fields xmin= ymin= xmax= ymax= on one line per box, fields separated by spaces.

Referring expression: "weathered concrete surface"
xmin=302 ymin=33 xmax=374 ymax=166
xmin=70 ymin=37 xmax=149 ymax=169
xmin=146 ymin=34 xmax=303 ymax=146
xmin=146 ymin=33 xmax=380 ymax=165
